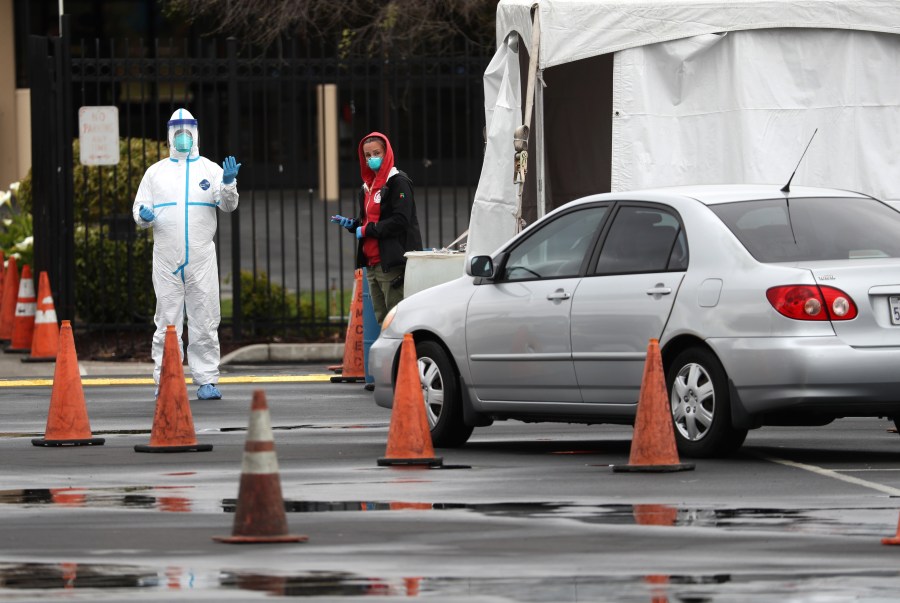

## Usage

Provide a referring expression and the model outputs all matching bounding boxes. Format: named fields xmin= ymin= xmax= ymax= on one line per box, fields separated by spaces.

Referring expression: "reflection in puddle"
xmin=0 ymin=487 xmax=193 ymax=513
xmin=0 ymin=489 xmax=893 ymax=536
xmin=1 ymin=562 xmax=899 ymax=601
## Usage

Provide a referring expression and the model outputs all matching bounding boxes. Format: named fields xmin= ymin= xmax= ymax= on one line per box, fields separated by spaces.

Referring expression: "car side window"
xmin=503 ymin=206 xmax=608 ymax=281
xmin=593 ymin=206 xmax=687 ymax=274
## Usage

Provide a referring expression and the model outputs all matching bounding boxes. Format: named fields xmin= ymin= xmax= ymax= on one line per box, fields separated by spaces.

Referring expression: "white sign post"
xmin=78 ymin=106 xmax=120 ymax=166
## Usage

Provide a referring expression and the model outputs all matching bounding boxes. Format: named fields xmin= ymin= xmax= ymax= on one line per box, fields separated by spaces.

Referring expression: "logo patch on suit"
xmin=199 ymin=179 xmax=211 ymax=190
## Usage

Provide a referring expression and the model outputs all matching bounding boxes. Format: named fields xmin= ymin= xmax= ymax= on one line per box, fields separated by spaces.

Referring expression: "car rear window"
xmin=710 ymin=197 xmax=900 ymax=262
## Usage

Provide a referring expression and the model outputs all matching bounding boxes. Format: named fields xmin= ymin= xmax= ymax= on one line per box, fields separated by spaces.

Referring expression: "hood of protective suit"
xmin=358 ymin=132 xmax=395 ymax=194
xmin=167 ymin=108 xmax=200 ymax=161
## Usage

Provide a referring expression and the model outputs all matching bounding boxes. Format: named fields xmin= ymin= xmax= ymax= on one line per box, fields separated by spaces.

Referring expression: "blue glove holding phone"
xmin=139 ymin=205 xmax=155 ymax=222
xmin=330 ymin=215 xmax=354 ymax=229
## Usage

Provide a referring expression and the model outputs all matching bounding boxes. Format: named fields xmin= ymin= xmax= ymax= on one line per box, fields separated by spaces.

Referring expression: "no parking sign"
xmin=78 ymin=106 xmax=120 ymax=166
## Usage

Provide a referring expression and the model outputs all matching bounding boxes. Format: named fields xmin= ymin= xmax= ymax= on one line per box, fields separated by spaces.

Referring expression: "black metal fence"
xmin=29 ymin=17 xmax=490 ymax=353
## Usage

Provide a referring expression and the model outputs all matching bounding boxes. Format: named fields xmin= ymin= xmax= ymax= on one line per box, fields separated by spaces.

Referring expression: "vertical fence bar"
xmin=227 ymin=38 xmax=242 ymax=339
xmin=58 ymin=16 xmax=76 ymax=322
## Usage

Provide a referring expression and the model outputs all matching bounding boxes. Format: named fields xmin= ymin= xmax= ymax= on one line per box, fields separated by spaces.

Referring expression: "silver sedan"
xmin=370 ymin=185 xmax=900 ymax=457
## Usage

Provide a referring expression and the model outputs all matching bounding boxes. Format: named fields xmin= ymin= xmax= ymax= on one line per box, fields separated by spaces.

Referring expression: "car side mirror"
xmin=467 ymin=255 xmax=494 ymax=278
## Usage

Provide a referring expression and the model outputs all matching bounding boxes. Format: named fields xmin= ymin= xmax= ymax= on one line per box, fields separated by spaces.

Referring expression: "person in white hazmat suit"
xmin=132 ymin=108 xmax=241 ymax=400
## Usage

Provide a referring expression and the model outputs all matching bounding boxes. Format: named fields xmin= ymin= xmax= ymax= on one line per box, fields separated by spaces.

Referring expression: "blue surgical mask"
xmin=367 ymin=156 xmax=383 ymax=171
xmin=174 ymin=132 xmax=193 ymax=153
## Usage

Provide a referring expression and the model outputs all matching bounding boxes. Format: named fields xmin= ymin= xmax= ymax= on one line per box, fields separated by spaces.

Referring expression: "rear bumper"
xmin=709 ymin=337 xmax=900 ymax=416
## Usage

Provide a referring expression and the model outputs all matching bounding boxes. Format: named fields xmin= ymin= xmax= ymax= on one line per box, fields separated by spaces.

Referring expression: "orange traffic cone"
xmin=882 ymin=512 xmax=900 ymax=544
xmin=377 ymin=333 xmax=443 ymax=467
xmin=6 ymin=264 xmax=35 ymax=353
xmin=611 ymin=339 xmax=694 ymax=472
xmin=214 ymin=390 xmax=308 ymax=543
xmin=23 ymin=271 xmax=59 ymax=362
xmin=135 ymin=325 xmax=212 ymax=453
xmin=330 ymin=269 xmax=366 ymax=383
xmin=31 ymin=320 xmax=105 ymax=446
xmin=0 ymin=256 xmax=19 ymax=343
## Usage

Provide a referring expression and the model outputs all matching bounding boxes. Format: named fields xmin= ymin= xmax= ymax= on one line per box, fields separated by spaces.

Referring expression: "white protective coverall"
xmin=132 ymin=108 xmax=239 ymax=387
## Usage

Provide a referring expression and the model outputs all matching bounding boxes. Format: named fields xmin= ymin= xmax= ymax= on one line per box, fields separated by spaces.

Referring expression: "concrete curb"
xmin=220 ymin=343 xmax=344 ymax=365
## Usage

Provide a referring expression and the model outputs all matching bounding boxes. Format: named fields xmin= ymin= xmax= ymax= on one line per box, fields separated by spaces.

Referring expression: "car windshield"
xmin=710 ymin=197 xmax=900 ymax=262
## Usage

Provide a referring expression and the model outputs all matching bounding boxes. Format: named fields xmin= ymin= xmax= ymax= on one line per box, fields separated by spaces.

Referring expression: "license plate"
xmin=891 ymin=297 xmax=900 ymax=325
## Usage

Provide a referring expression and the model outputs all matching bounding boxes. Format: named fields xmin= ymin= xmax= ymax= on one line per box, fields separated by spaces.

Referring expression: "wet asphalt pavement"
xmin=3 ymin=355 xmax=900 ymax=600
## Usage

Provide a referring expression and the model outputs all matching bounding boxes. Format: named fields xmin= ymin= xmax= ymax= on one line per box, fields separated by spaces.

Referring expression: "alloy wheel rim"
xmin=417 ymin=356 xmax=444 ymax=428
xmin=671 ymin=362 xmax=715 ymax=442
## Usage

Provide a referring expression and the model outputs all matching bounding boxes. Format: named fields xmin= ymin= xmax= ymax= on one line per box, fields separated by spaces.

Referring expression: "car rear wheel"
xmin=414 ymin=340 xmax=473 ymax=448
xmin=666 ymin=347 xmax=747 ymax=458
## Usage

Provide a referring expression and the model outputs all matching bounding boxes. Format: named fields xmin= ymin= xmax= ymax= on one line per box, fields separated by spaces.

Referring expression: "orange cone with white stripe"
xmin=214 ymin=390 xmax=307 ymax=543
xmin=23 ymin=271 xmax=59 ymax=362
xmin=6 ymin=264 xmax=36 ymax=353
xmin=0 ymin=256 xmax=19 ymax=343
xmin=31 ymin=320 xmax=105 ymax=447
xmin=330 ymin=269 xmax=366 ymax=383
xmin=135 ymin=325 xmax=212 ymax=453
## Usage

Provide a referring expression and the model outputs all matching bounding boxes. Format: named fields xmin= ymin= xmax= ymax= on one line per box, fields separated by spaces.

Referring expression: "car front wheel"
xmin=666 ymin=347 xmax=747 ymax=458
xmin=413 ymin=340 xmax=473 ymax=448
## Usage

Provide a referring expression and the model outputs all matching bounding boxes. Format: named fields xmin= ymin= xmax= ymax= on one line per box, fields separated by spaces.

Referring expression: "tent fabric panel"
xmin=610 ymin=28 xmax=900 ymax=203
xmin=497 ymin=0 xmax=900 ymax=69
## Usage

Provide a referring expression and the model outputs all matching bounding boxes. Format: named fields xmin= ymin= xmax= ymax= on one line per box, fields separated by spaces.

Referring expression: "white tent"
xmin=467 ymin=0 xmax=900 ymax=258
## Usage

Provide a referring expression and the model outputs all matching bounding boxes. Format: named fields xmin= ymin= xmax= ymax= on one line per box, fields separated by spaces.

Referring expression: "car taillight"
xmin=766 ymin=285 xmax=857 ymax=321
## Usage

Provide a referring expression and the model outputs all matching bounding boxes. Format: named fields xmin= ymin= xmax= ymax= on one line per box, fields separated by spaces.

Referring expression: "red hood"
xmin=358 ymin=132 xmax=395 ymax=193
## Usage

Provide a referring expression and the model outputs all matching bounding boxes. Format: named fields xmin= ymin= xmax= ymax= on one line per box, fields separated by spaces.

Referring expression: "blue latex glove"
xmin=222 ymin=155 xmax=241 ymax=184
xmin=139 ymin=204 xmax=155 ymax=222
xmin=330 ymin=215 xmax=354 ymax=229
xmin=355 ymin=226 xmax=364 ymax=239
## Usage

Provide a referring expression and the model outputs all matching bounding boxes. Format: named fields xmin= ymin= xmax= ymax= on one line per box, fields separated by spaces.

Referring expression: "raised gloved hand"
xmin=330 ymin=215 xmax=354 ymax=229
xmin=222 ymin=155 xmax=241 ymax=184
xmin=355 ymin=226 xmax=364 ymax=239
xmin=139 ymin=205 xmax=155 ymax=222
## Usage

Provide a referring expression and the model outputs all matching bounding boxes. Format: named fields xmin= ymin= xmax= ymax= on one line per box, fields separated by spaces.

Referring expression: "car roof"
xmin=572 ymin=184 xmax=872 ymax=207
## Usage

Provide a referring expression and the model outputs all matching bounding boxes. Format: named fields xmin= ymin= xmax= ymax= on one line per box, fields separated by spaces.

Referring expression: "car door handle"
xmin=646 ymin=286 xmax=672 ymax=296
xmin=547 ymin=289 xmax=571 ymax=301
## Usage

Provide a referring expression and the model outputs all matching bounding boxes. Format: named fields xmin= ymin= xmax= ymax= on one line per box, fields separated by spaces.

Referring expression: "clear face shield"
xmin=167 ymin=116 xmax=198 ymax=156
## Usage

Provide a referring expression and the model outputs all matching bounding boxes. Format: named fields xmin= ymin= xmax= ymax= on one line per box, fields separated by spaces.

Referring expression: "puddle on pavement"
xmin=0 ymin=488 xmax=893 ymax=537
xmin=1 ymin=562 xmax=899 ymax=600
xmin=0 ymin=423 xmax=389 ymax=439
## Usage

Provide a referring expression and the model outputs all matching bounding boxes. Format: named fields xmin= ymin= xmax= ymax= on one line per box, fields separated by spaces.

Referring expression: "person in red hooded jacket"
xmin=331 ymin=132 xmax=423 ymax=323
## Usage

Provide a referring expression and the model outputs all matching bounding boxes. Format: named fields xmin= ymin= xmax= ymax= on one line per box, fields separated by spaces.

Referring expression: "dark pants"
xmin=366 ymin=263 xmax=405 ymax=323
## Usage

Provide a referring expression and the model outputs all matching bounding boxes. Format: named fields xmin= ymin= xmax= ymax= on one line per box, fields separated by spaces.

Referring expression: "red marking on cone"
xmin=214 ymin=390 xmax=307 ymax=543
xmin=330 ymin=269 xmax=366 ymax=383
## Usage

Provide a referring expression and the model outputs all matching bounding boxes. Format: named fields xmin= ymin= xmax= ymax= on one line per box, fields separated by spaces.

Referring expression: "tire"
xmin=412 ymin=340 xmax=473 ymax=448
xmin=665 ymin=347 xmax=748 ymax=458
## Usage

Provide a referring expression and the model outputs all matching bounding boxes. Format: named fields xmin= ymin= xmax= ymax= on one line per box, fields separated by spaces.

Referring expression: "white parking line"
xmin=760 ymin=454 xmax=900 ymax=496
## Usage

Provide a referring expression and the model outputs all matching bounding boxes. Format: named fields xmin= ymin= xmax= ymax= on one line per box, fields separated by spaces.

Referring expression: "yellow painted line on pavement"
xmin=759 ymin=454 xmax=900 ymax=497
xmin=0 ymin=374 xmax=333 ymax=388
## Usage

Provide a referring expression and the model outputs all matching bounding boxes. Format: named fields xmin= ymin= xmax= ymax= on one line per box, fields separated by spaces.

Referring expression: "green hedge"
xmin=15 ymin=138 xmax=165 ymax=324
xmin=74 ymin=226 xmax=156 ymax=324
